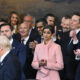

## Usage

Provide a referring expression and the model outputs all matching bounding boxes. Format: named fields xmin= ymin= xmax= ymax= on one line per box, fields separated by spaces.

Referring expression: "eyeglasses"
xmin=36 ymin=26 xmax=43 ymax=28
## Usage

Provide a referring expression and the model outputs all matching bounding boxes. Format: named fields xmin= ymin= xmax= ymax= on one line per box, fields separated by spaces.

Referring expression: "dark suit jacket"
xmin=13 ymin=28 xmax=41 ymax=79
xmin=0 ymin=52 xmax=21 ymax=80
xmin=58 ymin=31 xmax=76 ymax=80
xmin=75 ymin=62 xmax=80 ymax=80
xmin=10 ymin=39 xmax=26 ymax=80
xmin=24 ymin=28 xmax=40 ymax=79
xmin=73 ymin=31 xmax=80 ymax=80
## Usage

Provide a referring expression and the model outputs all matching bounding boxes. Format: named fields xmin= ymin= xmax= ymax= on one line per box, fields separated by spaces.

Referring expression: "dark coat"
xmin=0 ymin=52 xmax=21 ymax=80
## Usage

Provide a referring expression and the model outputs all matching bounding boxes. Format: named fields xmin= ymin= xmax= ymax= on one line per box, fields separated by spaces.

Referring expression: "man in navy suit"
xmin=0 ymin=35 xmax=21 ymax=80
xmin=0 ymin=23 xmax=26 ymax=80
xmin=18 ymin=15 xmax=40 ymax=79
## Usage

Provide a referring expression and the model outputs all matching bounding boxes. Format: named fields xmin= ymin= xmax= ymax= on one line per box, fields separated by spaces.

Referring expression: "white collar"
xmin=0 ymin=50 xmax=10 ymax=62
xmin=22 ymin=36 xmax=29 ymax=45
xmin=76 ymin=28 xmax=80 ymax=34
xmin=53 ymin=36 xmax=56 ymax=42
xmin=10 ymin=38 xmax=13 ymax=45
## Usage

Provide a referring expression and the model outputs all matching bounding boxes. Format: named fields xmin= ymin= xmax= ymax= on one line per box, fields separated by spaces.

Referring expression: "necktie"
xmin=21 ymin=39 xmax=24 ymax=44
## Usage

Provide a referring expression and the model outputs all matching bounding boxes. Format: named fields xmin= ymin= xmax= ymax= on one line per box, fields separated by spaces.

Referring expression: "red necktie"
xmin=21 ymin=39 xmax=24 ymax=44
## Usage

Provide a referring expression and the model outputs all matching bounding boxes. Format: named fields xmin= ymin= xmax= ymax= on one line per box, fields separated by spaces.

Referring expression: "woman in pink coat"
xmin=32 ymin=25 xmax=64 ymax=80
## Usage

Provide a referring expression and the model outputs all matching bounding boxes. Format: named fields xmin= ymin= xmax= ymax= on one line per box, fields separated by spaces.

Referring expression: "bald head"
xmin=23 ymin=15 xmax=35 ymax=29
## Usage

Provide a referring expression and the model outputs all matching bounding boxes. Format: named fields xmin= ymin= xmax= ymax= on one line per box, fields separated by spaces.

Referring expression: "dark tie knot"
xmin=21 ymin=39 xmax=24 ymax=44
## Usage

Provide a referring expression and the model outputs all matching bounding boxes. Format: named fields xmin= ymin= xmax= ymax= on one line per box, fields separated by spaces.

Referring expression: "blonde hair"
xmin=0 ymin=36 xmax=12 ymax=51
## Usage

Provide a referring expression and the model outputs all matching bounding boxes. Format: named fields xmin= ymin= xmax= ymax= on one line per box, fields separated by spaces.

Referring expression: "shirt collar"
xmin=76 ymin=28 xmax=80 ymax=34
xmin=0 ymin=50 xmax=10 ymax=62
xmin=10 ymin=38 xmax=13 ymax=45
xmin=53 ymin=37 xmax=56 ymax=42
xmin=21 ymin=36 xmax=29 ymax=45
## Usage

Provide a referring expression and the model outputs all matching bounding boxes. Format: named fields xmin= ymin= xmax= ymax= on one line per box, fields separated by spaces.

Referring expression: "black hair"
xmin=45 ymin=13 xmax=55 ymax=20
xmin=0 ymin=23 xmax=13 ymax=31
xmin=43 ymin=25 xmax=55 ymax=34
xmin=36 ymin=18 xmax=46 ymax=26
xmin=44 ymin=13 xmax=56 ymax=25
xmin=64 ymin=15 xmax=71 ymax=19
xmin=72 ymin=12 xmax=80 ymax=22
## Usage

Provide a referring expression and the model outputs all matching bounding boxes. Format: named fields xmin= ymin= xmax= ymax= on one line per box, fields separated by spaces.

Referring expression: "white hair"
xmin=0 ymin=35 xmax=12 ymax=51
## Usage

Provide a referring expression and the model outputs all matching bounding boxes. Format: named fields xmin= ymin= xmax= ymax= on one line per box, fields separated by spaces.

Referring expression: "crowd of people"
xmin=0 ymin=11 xmax=80 ymax=80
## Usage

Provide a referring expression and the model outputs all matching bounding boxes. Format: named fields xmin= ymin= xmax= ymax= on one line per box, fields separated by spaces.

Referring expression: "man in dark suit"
xmin=0 ymin=23 xmax=26 ymax=80
xmin=57 ymin=13 xmax=80 ymax=80
xmin=35 ymin=18 xmax=46 ymax=43
xmin=18 ymin=15 xmax=40 ymax=79
xmin=0 ymin=35 xmax=21 ymax=80
xmin=70 ymin=12 xmax=80 ymax=80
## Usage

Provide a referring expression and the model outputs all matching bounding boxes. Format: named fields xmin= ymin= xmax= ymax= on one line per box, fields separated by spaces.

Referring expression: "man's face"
xmin=71 ymin=15 xmax=80 ymax=30
xmin=0 ymin=25 xmax=13 ymax=40
xmin=19 ymin=23 xmax=29 ymax=38
xmin=61 ymin=17 xmax=65 ymax=27
xmin=23 ymin=16 xmax=33 ymax=29
xmin=62 ymin=19 xmax=71 ymax=32
xmin=36 ymin=22 xmax=44 ymax=35
xmin=46 ymin=16 xmax=55 ymax=26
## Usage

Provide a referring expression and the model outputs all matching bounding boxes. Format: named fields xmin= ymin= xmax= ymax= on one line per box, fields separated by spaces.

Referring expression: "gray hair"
xmin=0 ymin=35 xmax=12 ymax=51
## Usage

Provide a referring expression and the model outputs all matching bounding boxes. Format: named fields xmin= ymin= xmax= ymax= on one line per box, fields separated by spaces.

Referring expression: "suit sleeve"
xmin=32 ymin=45 xmax=40 ymax=70
xmin=44 ymin=45 xmax=64 ymax=70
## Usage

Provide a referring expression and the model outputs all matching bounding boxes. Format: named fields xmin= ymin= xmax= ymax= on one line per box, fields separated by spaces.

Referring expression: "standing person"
xmin=8 ymin=11 xmax=21 ymax=33
xmin=0 ymin=23 xmax=26 ymax=80
xmin=58 ymin=12 xmax=80 ymax=80
xmin=0 ymin=35 xmax=21 ymax=80
xmin=22 ymin=15 xmax=40 ymax=79
xmin=32 ymin=25 xmax=64 ymax=80
xmin=36 ymin=18 xmax=46 ymax=43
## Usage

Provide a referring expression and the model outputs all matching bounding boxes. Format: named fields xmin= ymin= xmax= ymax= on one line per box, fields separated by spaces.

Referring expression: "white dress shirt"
xmin=21 ymin=36 xmax=29 ymax=45
xmin=0 ymin=50 xmax=10 ymax=62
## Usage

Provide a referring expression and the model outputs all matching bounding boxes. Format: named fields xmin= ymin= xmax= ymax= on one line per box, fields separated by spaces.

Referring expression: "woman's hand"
xmin=39 ymin=59 xmax=47 ymax=67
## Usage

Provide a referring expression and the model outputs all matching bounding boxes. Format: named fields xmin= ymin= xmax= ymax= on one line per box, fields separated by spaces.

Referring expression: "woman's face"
xmin=43 ymin=28 xmax=52 ymax=42
xmin=10 ymin=14 xmax=18 ymax=25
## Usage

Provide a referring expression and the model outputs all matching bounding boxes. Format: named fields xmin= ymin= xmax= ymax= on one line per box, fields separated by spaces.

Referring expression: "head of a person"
xmin=45 ymin=13 xmax=55 ymax=26
xmin=61 ymin=15 xmax=71 ymax=32
xmin=0 ymin=35 xmax=12 ymax=57
xmin=0 ymin=23 xmax=13 ymax=40
xmin=0 ymin=19 xmax=8 ymax=25
xmin=61 ymin=16 xmax=66 ymax=27
xmin=23 ymin=14 xmax=35 ymax=29
xmin=71 ymin=12 xmax=80 ymax=30
xmin=8 ymin=11 xmax=21 ymax=26
xmin=43 ymin=25 xmax=54 ymax=42
xmin=19 ymin=22 xmax=29 ymax=39
xmin=36 ymin=18 xmax=46 ymax=35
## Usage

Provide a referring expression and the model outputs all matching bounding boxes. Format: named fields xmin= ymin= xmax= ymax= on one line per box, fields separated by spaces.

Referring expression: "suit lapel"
xmin=0 ymin=53 xmax=11 ymax=69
